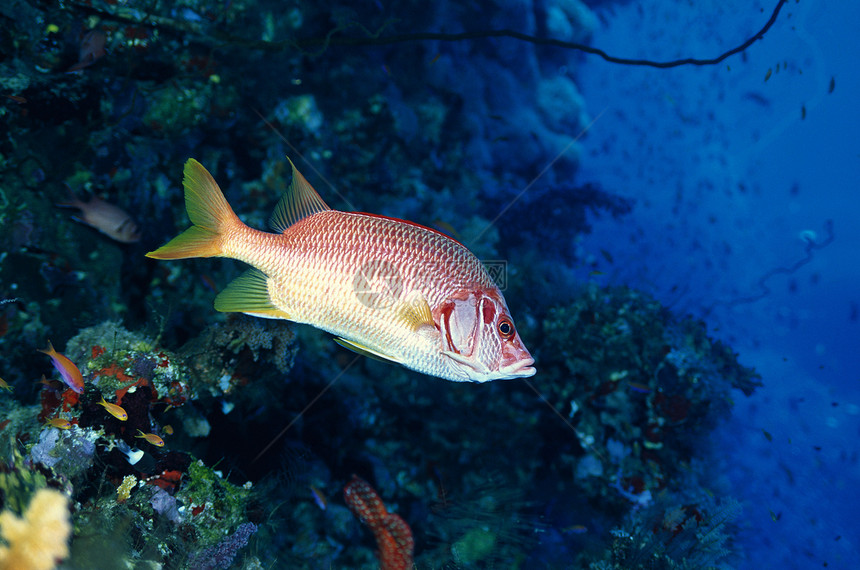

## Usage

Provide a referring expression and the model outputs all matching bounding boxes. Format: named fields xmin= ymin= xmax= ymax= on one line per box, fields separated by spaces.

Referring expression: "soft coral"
xmin=344 ymin=475 xmax=414 ymax=570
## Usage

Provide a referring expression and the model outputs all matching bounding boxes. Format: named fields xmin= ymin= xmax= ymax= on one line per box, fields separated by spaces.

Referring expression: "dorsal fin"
xmin=269 ymin=158 xmax=330 ymax=233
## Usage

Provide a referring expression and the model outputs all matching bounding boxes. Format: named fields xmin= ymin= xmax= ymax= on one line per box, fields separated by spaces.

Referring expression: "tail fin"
xmin=146 ymin=159 xmax=241 ymax=260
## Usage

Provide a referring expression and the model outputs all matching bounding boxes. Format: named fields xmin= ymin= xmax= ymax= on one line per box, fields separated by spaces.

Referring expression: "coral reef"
xmin=187 ymin=522 xmax=259 ymax=570
xmin=0 ymin=0 xmax=761 ymax=566
xmin=593 ymin=494 xmax=742 ymax=569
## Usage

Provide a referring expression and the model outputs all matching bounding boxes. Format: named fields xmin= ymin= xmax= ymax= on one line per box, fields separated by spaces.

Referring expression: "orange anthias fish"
xmin=136 ymin=430 xmax=165 ymax=447
xmin=97 ymin=396 xmax=128 ymax=421
xmin=147 ymin=158 xmax=535 ymax=382
xmin=46 ymin=418 xmax=73 ymax=430
xmin=57 ymin=191 xmax=141 ymax=243
xmin=39 ymin=341 xmax=85 ymax=394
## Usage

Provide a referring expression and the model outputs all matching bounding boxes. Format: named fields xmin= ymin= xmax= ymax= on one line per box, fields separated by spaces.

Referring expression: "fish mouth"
xmin=501 ymin=357 xmax=536 ymax=378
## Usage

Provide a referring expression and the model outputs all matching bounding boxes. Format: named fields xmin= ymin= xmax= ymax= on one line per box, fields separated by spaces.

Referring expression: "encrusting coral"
xmin=0 ymin=488 xmax=71 ymax=570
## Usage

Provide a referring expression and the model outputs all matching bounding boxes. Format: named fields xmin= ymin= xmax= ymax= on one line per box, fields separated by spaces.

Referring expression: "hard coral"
xmin=186 ymin=522 xmax=258 ymax=570
xmin=0 ymin=488 xmax=71 ymax=570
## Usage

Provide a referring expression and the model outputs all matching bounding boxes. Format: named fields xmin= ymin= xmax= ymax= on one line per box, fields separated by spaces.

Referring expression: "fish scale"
xmin=239 ymin=213 xmax=492 ymax=377
xmin=147 ymin=158 xmax=535 ymax=382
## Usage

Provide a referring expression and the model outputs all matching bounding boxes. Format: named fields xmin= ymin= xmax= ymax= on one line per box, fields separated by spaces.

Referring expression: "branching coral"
xmin=0 ymin=488 xmax=71 ymax=570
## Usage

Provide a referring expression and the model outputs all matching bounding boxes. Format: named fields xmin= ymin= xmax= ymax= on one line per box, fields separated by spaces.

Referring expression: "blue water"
xmin=575 ymin=0 xmax=859 ymax=566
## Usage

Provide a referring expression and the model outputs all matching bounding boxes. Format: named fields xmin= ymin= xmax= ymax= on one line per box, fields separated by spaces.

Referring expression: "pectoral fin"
xmin=396 ymin=291 xmax=435 ymax=331
xmin=214 ymin=269 xmax=292 ymax=319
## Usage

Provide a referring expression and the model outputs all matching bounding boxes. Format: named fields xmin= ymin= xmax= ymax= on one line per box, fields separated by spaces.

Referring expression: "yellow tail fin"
xmin=146 ymin=159 xmax=240 ymax=259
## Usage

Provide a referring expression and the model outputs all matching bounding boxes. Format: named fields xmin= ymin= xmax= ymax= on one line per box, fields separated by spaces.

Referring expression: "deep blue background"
xmin=573 ymin=1 xmax=858 ymax=567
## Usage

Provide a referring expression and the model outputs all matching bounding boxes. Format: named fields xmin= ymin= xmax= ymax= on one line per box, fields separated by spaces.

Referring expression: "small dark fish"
xmin=67 ymin=29 xmax=107 ymax=73
xmin=309 ymin=485 xmax=327 ymax=510
xmin=770 ymin=510 xmax=781 ymax=521
xmin=829 ymin=77 xmax=836 ymax=93
xmin=431 ymin=219 xmax=463 ymax=243
xmin=801 ymin=105 xmax=806 ymax=120
xmin=779 ymin=463 xmax=794 ymax=484
xmin=743 ymin=92 xmax=770 ymax=107
xmin=200 ymin=273 xmax=218 ymax=293
xmin=765 ymin=69 xmax=772 ymax=82
xmin=762 ymin=429 xmax=773 ymax=442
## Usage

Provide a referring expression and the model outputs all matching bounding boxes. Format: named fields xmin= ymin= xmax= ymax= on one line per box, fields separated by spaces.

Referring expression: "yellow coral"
xmin=0 ymin=489 xmax=71 ymax=570
xmin=116 ymin=475 xmax=137 ymax=502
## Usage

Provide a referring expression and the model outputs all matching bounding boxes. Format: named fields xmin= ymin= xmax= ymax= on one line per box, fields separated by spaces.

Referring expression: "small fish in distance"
xmin=57 ymin=190 xmax=141 ymax=243
xmin=67 ymin=29 xmax=107 ymax=73
xmin=147 ymin=158 xmax=535 ymax=382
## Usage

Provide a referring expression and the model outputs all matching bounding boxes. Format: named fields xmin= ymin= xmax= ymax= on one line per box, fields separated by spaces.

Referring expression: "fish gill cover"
xmin=0 ymin=0 xmax=826 ymax=568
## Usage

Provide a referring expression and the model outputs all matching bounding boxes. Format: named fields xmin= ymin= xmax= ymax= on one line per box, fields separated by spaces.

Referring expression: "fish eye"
xmin=497 ymin=318 xmax=514 ymax=340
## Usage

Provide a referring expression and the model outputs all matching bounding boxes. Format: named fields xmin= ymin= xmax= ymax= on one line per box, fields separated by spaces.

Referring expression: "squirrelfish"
xmin=39 ymin=341 xmax=85 ymax=393
xmin=147 ymin=158 xmax=535 ymax=382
